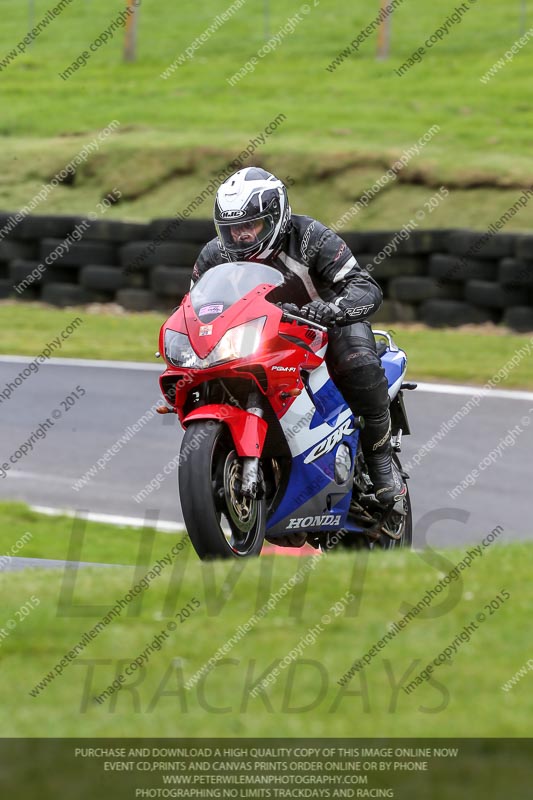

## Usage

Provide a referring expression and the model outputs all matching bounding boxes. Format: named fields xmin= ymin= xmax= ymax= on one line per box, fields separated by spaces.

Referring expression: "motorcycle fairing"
xmin=265 ymin=365 xmax=359 ymax=535
xmin=182 ymin=404 xmax=268 ymax=458
xmin=265 ymin=348 xmax=406 ymax=536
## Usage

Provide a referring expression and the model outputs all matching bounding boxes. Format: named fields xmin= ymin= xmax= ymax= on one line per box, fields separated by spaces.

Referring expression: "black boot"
xmin=329 ymin=353 xmax=406 ymax=506
xmin=360 ymin=409 xmax=406 ymax=505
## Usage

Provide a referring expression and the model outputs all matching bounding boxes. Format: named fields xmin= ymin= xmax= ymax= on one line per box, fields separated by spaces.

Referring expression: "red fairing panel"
xmin=182 ymin=404 xmax=268 ymax=458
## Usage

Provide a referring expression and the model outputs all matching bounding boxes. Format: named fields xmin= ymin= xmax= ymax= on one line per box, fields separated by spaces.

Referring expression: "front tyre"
xmin=178 ymin=421 xmax=266 ymax=560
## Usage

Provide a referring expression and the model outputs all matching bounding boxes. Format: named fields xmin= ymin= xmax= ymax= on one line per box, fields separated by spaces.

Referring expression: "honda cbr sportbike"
xmin=158 ymin=262 xmax=415 ymax=560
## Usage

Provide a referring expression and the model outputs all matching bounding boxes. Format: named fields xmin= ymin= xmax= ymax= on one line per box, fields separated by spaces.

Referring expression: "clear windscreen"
xmin=190 ymin=261 xmax=284 ymax=321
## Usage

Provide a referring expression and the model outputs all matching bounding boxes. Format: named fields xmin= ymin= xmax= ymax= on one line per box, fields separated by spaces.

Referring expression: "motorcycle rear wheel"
xmin=178 ymin=420 xmax=266 ymax=560
xmin=321 ymin=454 xmax=413 ymax=552
xmin=355 ymin=482 xmax=412 ymax=550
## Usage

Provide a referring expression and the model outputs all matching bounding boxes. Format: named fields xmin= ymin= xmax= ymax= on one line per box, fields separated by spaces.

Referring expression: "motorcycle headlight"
xmin=164 ymin=330 xmax=201 ymax=368
xmin=164 ymin=317 xmax=266 ymax=369
xmin=209 ymin=317 xmax=266 ymax=365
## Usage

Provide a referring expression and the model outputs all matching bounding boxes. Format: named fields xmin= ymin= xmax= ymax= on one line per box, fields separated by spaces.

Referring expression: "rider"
xmin=190 ymin=167 xmax=405 ymax=505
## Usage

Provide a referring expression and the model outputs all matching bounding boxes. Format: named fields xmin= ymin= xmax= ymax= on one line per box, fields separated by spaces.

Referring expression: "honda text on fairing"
xmin=157 ymin=262 xmax=415 ymax=560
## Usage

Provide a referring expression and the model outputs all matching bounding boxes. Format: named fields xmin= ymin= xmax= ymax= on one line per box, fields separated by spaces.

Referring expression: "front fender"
xmin=182 ymin=404 xmax=268 ymax=458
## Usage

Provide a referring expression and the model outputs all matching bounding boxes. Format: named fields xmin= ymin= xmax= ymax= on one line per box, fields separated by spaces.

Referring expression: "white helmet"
xmin=214 ymin=167 xmax=291 ymax=260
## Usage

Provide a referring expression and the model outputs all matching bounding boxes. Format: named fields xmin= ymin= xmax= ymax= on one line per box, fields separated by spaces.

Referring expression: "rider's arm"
xmin=309 ymin=226 xmax=383 ymax=323
xmin=190 ymin=238 xmax=225 ymax=288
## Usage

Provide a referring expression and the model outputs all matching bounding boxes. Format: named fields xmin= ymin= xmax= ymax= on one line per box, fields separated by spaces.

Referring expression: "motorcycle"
xmin=158 ymin=261 xmax=415 ymax=560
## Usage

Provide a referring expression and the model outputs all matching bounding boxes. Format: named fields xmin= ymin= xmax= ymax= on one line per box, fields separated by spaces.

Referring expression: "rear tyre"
xmin=322 ymin=453 xmax=412 ymax=552
xmin=178 ymin=421 xmax=266 ymax=560
xmin=356 ymin=452 xmax=412 ymax=550
xmin=362 ymin=478 xmax=412 ymax=551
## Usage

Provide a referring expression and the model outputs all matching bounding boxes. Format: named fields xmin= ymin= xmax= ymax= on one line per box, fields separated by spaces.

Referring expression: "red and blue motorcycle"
xmin=158 ymin=262 xmax=414 ymax=560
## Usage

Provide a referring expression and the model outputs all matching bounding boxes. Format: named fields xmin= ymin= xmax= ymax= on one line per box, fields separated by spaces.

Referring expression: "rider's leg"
xmin=325 ymin=321 xmax=406 ymax=505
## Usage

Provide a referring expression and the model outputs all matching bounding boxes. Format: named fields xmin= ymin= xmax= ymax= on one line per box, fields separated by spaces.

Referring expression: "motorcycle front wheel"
xmin=178 ymin=420 xmax=266 ymax=560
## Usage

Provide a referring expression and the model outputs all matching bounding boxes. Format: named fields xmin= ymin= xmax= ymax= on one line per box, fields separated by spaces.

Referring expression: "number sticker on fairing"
xmin=199 ymin=304 xmax=223 ymax=316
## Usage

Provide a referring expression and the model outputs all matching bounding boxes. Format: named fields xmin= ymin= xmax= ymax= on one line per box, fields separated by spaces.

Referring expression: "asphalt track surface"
xmin=0 ymin=357 xmax=532 ymax=552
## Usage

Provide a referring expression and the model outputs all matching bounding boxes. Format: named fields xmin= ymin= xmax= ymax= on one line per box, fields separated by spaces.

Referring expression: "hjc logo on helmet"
xmin=221 ymin=210 xmax=246 ymax=219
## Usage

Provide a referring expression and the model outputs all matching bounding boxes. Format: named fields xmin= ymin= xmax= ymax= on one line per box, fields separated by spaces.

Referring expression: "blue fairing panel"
xmin=381 ymin=349 xmax=406 ymax=389
xmin=264 ymin=346 xmax=406 ymax=536
xmin=307 ymin=380 xmax=346 ymax=429
xmin=266 ymin=429 xmax=360 ymax=533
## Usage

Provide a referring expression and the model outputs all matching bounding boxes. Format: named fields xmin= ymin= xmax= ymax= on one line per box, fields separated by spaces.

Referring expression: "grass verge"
xmin=0 ymin=502 xmax=185 ymax=567
xmin=1 ymin=1 xmax=533 ymax=226
xmin=0 ymin=503 xmax=531 ymax=736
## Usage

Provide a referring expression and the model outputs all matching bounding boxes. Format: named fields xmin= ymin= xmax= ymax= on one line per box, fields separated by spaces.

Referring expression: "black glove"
xmin=299 ymin=299 xmax=339 ymax=327
xmin=280 ymin=302 xmax=301 ymax=317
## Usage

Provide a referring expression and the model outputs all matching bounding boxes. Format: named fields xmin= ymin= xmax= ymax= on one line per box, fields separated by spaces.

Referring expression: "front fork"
xmin=240 ymin=389 xmax=264 ymax=498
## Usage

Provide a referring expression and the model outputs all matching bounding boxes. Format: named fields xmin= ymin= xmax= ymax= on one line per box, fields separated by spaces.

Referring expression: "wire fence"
xmin=23 ymin=0 xmax=530 ymax=62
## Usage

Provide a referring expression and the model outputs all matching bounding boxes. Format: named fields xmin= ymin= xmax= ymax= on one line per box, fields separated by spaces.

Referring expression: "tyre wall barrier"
xmin=1 ymin=215 xmax=532 ymax=331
